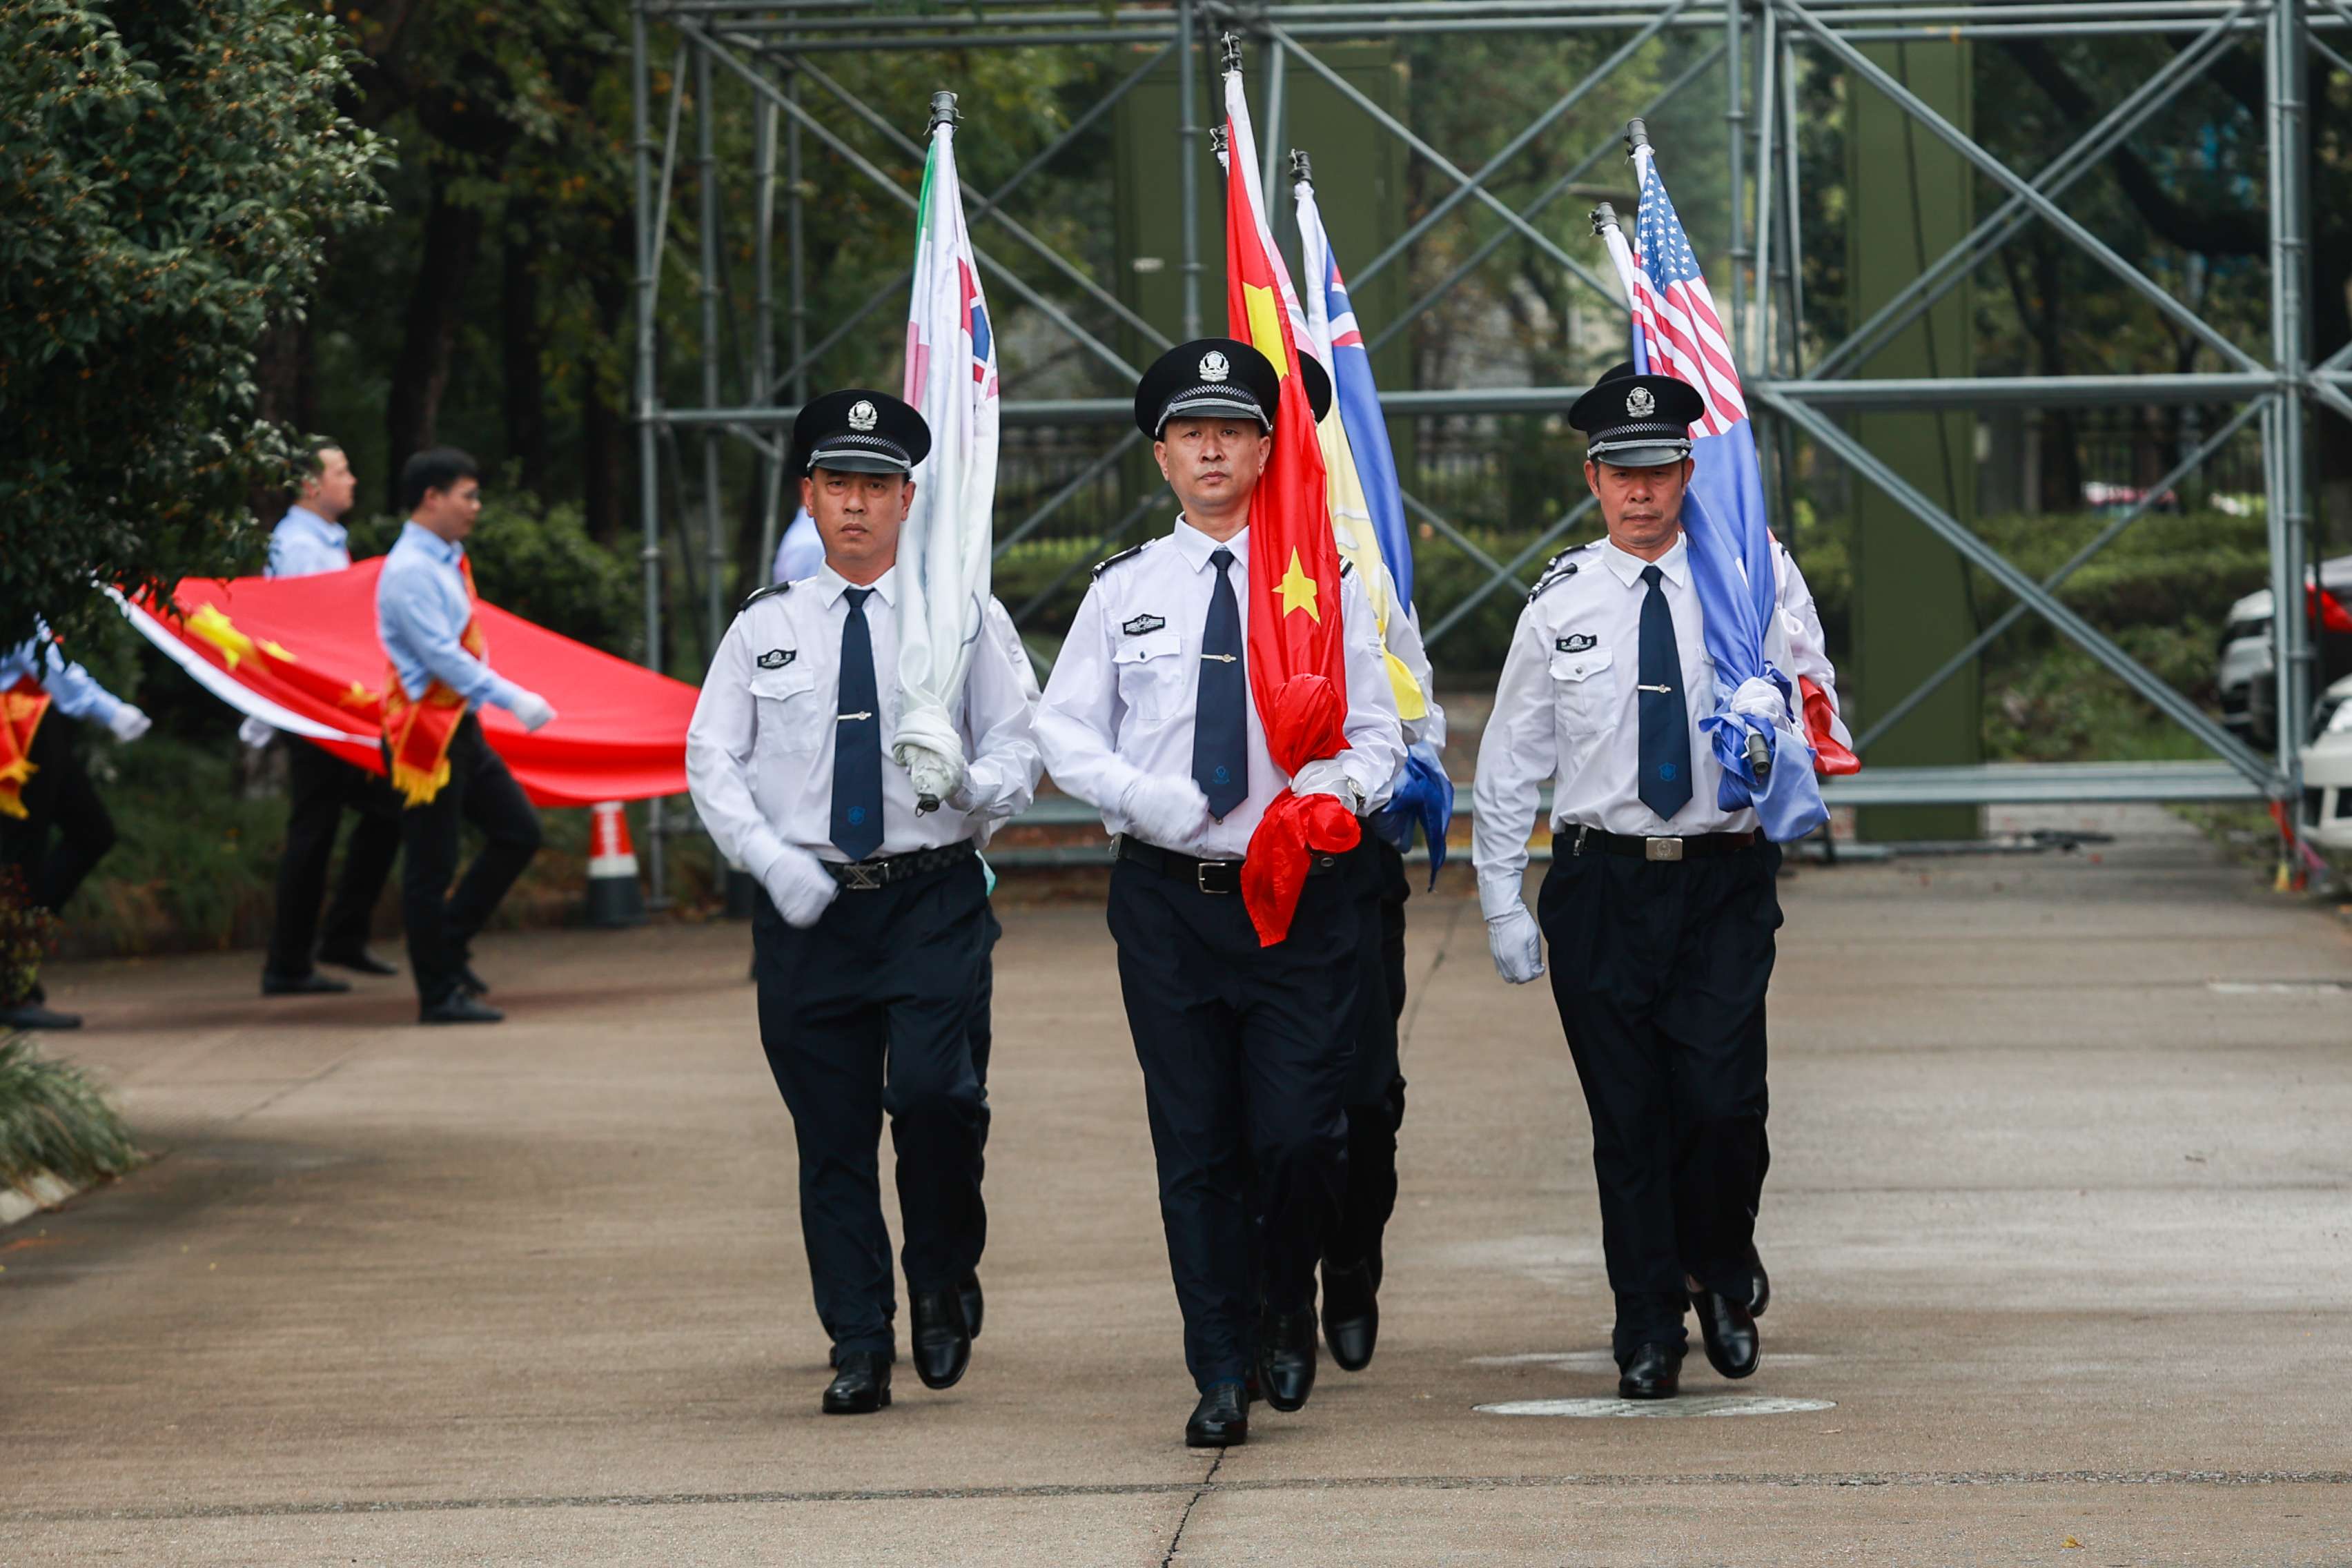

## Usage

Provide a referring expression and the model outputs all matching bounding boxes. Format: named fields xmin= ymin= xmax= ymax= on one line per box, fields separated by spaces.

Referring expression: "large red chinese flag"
xmin=1221 ymin=62 xmax=1358 ymax=945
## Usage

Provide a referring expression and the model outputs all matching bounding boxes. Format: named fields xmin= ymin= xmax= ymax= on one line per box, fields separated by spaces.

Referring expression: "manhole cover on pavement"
xmin=1477 ymin=1395 xmax=1836 ymax=1418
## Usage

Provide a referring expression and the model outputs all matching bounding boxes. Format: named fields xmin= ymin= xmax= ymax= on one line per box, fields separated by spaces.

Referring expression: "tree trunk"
xmin=248 ymin=312 xmax=315 ymax=521
xmin=385 ymin=188 xmax=486 ymax=510
xmin=501 ymin=202 xmax=550 ymax=496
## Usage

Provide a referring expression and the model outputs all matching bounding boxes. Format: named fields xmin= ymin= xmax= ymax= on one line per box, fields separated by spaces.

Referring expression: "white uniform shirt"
xmin=1471 ymin=532 xmax=1838 ymax=919
xmin=266 ymin=505 xmax=353 ymax=578
xmin=686 ymin=563 xmax=1042 ymax=880
xmin=1036 ymin=518 xmax=1406 ymax=859
xmin=1375 ymin=558 xmax=1446 ymax=758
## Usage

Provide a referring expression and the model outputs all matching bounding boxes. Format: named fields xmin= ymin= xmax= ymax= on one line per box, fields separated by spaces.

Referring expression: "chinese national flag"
xmin=1221 ymin=64 xmax=1358 ymax=945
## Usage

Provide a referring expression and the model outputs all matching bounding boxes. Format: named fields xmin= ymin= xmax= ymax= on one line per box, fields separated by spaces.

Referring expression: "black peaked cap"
xmin=793 ymin=388 xmax=932 ymax=476
xmin=1567 ymin=362 xmax=1705 ymax=469
xmin=1135 ymin=337 xmax=1282 ymax=438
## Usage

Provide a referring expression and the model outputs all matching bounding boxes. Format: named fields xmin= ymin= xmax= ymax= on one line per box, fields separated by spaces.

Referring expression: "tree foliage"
xmin=0 ymin=0 xmax=384 ymax=647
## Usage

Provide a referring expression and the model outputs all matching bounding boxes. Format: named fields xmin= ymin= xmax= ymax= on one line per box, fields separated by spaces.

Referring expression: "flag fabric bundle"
xmin=1219 ymin=59 xmax=1360 ymax=945
xmin=1293 ymin=168 xmax=1451 ymax=884
xmin=1595 ymin=130 xmax=1827 ymax=842
xmin=894 ymin=101 xmax=1001 ymax=808
xmin=120 ymin=561 xmax=698 ymax=805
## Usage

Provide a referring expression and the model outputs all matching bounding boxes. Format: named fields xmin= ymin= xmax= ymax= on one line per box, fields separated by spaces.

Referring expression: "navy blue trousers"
xmin=753 ymin=854 xmax=990 ymax=1360
xmin=1536 ymin=839 xmax=1780 ymax=1362
xmin=1332 ymin=836 xmax=1411 ymax=1277
xmin=1108 ymin=856 xmax=1358 ymax=1391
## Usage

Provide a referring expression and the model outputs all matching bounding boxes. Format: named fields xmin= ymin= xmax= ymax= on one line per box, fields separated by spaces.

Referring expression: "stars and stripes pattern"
xmin=1628 ymin=145 xmax=1748 ymax=438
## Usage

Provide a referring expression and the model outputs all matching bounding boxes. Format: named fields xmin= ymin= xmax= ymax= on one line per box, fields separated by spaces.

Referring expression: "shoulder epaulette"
xmin=1527 ymin=545 xmax=1591 ymax=603
xmin=1092 ymin=542 xmax=1149 ymax=578
xmin=739 ymin=580 xmax=791 ymax=613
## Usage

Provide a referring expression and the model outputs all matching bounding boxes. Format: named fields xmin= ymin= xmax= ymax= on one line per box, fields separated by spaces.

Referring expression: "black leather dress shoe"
xmin=1691 ymin=1288 xmax=1760 ymax=1379
xmin=457 ymin=963 xmax=491 ymax=998
xmin=317 ymin=945 xmax=398 ymax=977
xmin=0 ymin=1001 xmax=81 ymax=1030
xmin=262 ymin=970 xmax=351 ymax=997
xmin=958 ymin=1273 xmax=984 ymax=1342
xmin=823 ymin=1351 xmax=892 ymax=1414
xmin=1184 ymin=1382 xmax=1248 ymax=1448
xmin=1320 ymin=1258 xmax=1379 ymax=1373
xmin=419 ymin=994 xmax=504 ymax=1025
xmin=1743 ymin=1242 xmax=1771 ymax=1317
xmin=1617 ymin=1342 xmax=1684 ymax=1400
xmin=1257 ymin=1309 xmax=1318 ymax=1413
xmin=909 ymin=1289 xmax=971 ymax=1390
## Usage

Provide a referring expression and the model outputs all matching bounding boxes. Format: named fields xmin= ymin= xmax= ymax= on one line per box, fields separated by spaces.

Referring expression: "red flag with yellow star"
xmin=1221 ymin=58 xmax=1360 ymax=945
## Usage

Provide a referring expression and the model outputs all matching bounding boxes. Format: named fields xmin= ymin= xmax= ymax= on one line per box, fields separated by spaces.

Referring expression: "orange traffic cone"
xmin=586 ymin=801 xmax=646 ymax=927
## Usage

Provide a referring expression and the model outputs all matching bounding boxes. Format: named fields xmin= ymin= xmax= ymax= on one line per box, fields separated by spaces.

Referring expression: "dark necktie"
xmin=831 ymin=586 xmax=885 ymax=861
xmin=1191 ymin=546 xmax=1248 ymax=820
xmin=1637 ymin=564 xmax=1694 ymax=822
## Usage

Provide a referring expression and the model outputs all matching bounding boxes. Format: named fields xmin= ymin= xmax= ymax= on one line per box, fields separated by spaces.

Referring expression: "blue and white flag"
xmin=1596 ymin=137 xmax=1826 ymax=841
xmin=894 ymin=109 xmax=1000 ymax=806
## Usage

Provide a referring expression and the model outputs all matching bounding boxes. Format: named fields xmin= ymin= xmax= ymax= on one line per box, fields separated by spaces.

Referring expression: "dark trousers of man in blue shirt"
xmin=389 ymin=715 xmax=541 ymax=1008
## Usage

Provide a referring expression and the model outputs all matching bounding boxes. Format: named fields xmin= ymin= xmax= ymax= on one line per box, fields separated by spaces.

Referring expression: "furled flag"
xmin=895 ymin=92 xmax=1001 ymax=808
xmin=1593 ymin=124 xmax=1831 ymax=842
xmin=1293 ymin=164 xmax=1451 ymax=884
xmin=1219 ymin=51 xmax=1360 ymax=946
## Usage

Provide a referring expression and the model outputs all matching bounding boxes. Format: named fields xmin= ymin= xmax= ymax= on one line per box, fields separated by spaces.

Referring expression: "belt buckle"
xmin=1196 ymin=860 xmax=1231 ymax=894
xmin=1645 ymin=837 xmax=1684 ymax=863
xmin=841 ymin=860 xmax=885 ymax=891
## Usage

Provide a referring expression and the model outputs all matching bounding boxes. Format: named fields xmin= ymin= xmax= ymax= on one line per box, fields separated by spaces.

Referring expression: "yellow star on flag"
xmin=1242 ymin=282 xmax=1288 ymax=378
xmin=1276 ymin=548 xmax=1321 ymax=623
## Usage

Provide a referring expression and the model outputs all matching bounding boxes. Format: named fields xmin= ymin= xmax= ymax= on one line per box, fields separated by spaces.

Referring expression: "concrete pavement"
xmin=3 ymin=807 xmax=2349 ymax=1565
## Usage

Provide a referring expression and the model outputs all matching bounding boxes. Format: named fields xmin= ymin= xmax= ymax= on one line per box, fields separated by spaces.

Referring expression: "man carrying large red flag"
xmin=1036 ymin=336 xmax=1402 ymax=1449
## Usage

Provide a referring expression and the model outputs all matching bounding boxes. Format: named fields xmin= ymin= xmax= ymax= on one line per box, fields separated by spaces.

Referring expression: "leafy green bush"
xmin=347 ymin=489 xmax=642 ymax=658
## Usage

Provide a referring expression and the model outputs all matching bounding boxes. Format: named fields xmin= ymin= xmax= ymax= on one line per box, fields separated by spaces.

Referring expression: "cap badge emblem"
xmin=1198 ymin=350 xmax=1231 ymax=382
xmin=847 ymin=399 xmax=879 ymax=432
xmin=1625 ymin=385 xmax=1656 ymax=418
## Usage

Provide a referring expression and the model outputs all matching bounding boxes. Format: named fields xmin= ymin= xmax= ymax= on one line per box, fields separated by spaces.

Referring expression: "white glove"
xmin=1120 ymin=772 xmax=1214 ymax=847
xmin=237 ymin=715 xmax=277 ymax=749
xmin=1486 ymin=904 xmax=1545 ymax=985
xmin=1289 ymin=756 xmax=1363 ymax=810
xmin=510 ymin=691 xmax=558 ymax=732
xmin=1728 ymin=676 xmax=1790 ymax=728
xmin=108 ymin=705 xmax=152 ymax=743
xmin=761 ymin=843 xmax=840 ymax=929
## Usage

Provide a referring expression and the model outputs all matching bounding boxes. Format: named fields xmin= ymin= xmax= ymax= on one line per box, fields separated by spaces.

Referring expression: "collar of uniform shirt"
xmin=396 ymin=518 xmax=464 ymax=565
xmin=1169 ymin=517 xmax=1250 ymax=574
xmin=1598 ymin=532 xmax=1691 ymax=589
xmin=810 ymin=561 xmax=899 ymax=608
xmin=285 ymin=503 xmax=346 ymax=543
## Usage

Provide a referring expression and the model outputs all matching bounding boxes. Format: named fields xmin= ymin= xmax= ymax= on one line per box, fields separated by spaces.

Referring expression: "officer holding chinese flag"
xmin=1037 ymin=329 xmax=1402 ymax=1449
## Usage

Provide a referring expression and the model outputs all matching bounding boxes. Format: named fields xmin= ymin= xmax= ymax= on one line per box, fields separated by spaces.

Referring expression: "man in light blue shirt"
xmin=1 ymin=621 xmax=151 ymax=1031
xmin=376 ymin=447 xmax=556 ymax=1026
xmin=255 ymin=442 xmax=406 ymax=997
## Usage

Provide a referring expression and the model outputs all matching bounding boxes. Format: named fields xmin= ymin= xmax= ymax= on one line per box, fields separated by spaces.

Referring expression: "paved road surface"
xmin=4 ymin=808 xmax=2348 ymax=1564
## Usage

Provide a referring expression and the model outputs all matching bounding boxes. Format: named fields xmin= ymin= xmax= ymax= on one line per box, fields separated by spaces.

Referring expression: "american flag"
xmin=1629 ymin=145 xmax=1749 ymax=436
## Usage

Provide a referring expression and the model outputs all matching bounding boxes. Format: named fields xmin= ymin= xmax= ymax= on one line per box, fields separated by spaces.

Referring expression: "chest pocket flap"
xmin=749 ymin=665 xmax=816 ymax=703
xmin=1113 ymin=629 xmax=1184 ymax=667
xmin=1548 ymin=647 xmax=1614 ymax=684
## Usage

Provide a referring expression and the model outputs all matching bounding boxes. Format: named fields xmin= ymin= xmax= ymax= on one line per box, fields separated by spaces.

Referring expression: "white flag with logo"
xmin=893 ymin=110 xmax=1001 ymax=806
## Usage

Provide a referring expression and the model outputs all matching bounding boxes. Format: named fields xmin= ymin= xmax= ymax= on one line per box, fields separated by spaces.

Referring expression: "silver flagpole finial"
xmin=928 ymin=90 xmax=959 ymax=130
xmin=1288 ymin=148 xmax=1311 ymax=183
xmin=1219 ymin=30 xmax=1243 ymax=75
xmin=1625 ymin=117 xmax=1651 ymax=158
xmin=1590 ymin=202 xmax=1620 ymax=235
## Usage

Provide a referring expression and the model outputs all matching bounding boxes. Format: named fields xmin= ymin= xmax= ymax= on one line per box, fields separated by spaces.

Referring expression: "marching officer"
xmin=1035 ymin=339 xmax=1403 ymax=1449
xmin=1322 ymin=562 xmax=1441 ymax=1374
xmin=1472 ymin=364 xmax=1821 ymax=1401
xmin=685 ymin=389 xmax=1041 ymax=1417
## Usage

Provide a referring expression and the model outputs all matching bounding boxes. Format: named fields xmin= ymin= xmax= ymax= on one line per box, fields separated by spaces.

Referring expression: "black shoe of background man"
xmin=1320 ymin=1257 xmax=1379 ymax=1373
xmin=1690 ymin=1288 xmax=1761 ymax=1379
xmin=420 ymin=994 xmax=504 ymax=1026
xmin=262 ymin=970 xmax=351 ymax=997
xmin=958 ymin=1272 xmax=984 ymax=1342
xmin=1184 ymin=1381 xmax=1249 ymax=1448
xmin=1257 ymin=1309 xmax=1318 ymax=1413
xmin=823 ymin=1351 xmax=892 ymax=1415
xmin=0 ymin=1001 xmax=81 ymax=1031
xmin=1743 ymin=1242 xmax=1771 ymax=1317
xmin=909 ymin=1289 xmax=971 ymax=1390
xmin=317 ymin=945 xmax=398 ymax=977
xmin=1617 ymin=1342 xmax=1684 ymax=1401
xmin=457 ymin=963 xmax=491 ymax=998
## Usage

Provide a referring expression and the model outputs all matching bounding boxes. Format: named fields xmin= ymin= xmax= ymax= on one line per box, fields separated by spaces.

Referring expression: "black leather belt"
xmin=1116 ymin=835 xmax=1340 ymax=895
xmin=824 ymin=839 xmax=976 ymax=890
xmin=1569 ymin=825 xmax=1758 ymax=862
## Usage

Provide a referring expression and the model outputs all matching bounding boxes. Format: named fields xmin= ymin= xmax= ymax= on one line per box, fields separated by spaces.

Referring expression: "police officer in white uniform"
xmin=1036 ymin=338 xmax=1404 ymax=1449
xmin=686 ymin=389 xmax=1041 ymax=1416
xmin=1473 ymin=365 xmax=1824 ymax=1401
xmin=1322 ymin=563 xmax=1442 ymax=1375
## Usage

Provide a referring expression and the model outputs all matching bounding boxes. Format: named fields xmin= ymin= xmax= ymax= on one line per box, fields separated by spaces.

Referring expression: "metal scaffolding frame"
xmin=631 ymin=0 xmax=2340 ymax=889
